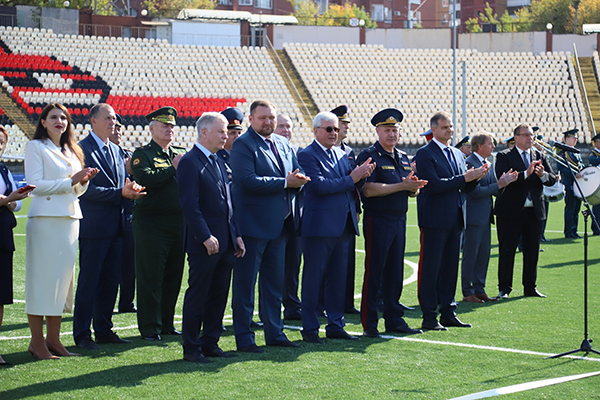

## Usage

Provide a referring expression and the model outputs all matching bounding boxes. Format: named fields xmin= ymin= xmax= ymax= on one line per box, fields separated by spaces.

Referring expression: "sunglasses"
xmin=321 ymin=126 xmax=339 ymax=133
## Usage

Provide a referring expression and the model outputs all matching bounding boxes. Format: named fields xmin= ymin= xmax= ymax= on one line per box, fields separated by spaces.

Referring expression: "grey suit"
xmin=461 ymin=153 xmax=499 ymax=297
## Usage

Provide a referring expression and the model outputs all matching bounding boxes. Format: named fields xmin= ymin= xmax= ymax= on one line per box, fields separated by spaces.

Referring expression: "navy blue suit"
xmin=297 ymin=141 xmax=358 ymax=336
xmin=413 ymin=140 xmax=476 ymax=323
xmin=117 ymin=147 xmax=136 ymax=311
xmin=177 ymin=145 xmax=239 ymax=358
xmin=461 ymin=153 xmax=499 ymax=297
xmin=74 ymin=134 xmax=127 ymax=344
xmin=230 ymin=127 xmax=302 ymax=348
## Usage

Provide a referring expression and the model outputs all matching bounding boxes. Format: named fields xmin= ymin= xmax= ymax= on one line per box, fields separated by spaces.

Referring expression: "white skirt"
xmin=25 ymin=217 xmax=79 ymax=316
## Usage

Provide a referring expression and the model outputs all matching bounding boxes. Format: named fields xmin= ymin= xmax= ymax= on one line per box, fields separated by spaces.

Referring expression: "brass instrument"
xmin=533 ymin=138 xmax=581 ymax=173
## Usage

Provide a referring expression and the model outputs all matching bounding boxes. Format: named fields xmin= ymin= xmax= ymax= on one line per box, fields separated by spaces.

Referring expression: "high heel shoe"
xmin=45 ymin=341 xmax=81 ymax=357
xmin=28 ymin=344 xmax=60 ymax=360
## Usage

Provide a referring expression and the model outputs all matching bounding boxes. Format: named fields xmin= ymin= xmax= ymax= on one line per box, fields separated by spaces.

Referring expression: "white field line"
xmin=449 ymin=370 xmax=600 ymax=399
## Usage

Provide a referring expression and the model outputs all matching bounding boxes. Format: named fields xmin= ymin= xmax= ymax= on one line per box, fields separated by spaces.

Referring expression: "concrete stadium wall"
xmin=171 ymin=20 xmax=241 ymax=47
xmin=366 ymin=28 xmax=451 ymax=49
xmin=458 ymin=31 xmax=546 ymax=54
xmin=552 ymin=34 xmax=597 ymax=57
xmin=272 ymin=25 xmax=359 ymax=48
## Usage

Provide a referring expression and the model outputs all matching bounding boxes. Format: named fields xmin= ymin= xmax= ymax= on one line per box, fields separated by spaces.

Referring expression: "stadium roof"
xmin=177 ymin=9 xmax=298 ymax=25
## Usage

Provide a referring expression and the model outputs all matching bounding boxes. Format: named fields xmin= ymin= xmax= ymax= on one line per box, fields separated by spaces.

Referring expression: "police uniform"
xmin=588 ymin=133 xmax=600 ymax=235
xmin=557 ymin=129 xmax=585 ymax=238
xmin=131 ymin=106 xmax=187 ymax=339
xmin=217 ymin=107 xmax=244 ymax=165
xmin=331 ymin=105 xmax=361 ymax=313
xmin=357 ymin=108 xmax=421 ymax=336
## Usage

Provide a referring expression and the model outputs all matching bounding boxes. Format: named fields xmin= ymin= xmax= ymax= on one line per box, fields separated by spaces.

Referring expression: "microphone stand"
xmin=546 ymin=149 xmax=600 ymax=359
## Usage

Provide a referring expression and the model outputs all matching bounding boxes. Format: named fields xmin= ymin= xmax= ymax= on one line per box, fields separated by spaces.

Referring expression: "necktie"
xmin=444 ymin=147 xmax=458 ymax=175
xmin=103 ymin=145 xmax=115 ymax=176
xmin=209 ymin=154 xmax=224 ymax=185
xmin=266 ymin=138 xmax=285 ymax=175
xmin=522 ymin=151 xmax=530 ymax=168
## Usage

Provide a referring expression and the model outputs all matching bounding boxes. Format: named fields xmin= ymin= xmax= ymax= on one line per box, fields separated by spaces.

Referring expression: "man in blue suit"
xmin=177 ymin=112 xmax=246 ymax=363
xmin=298 ymin=111 xmax=375 ymax=343
xmin=74 ymin=103 xmax=145 ymax=349
xmin=461 ymin=132 xmax=517 ymax=304
xmin=413 ymin=111 xmax=489 ymax=331
xmin=230 ymin=99 xmax=310 ymax=352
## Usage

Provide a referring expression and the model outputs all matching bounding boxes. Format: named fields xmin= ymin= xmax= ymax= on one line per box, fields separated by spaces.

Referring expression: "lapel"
xmin=87 ymin=135 xmax=117 ymax=185
xmin=429 ymin=141 xmax=454 ymax=176
xmin=0 ymin=164 xmax=11 ymax=195
xmin=250 ymin=128 xmax=283 ymax=176
xmin=194 ymin=146 xmax=220 ymax=185
xmin=313 ymin=141 xmax=341 ymax=177
xmin=511 ymin=147 xmax=528 ymax=170
xmin=44 ymin=139 xmax=75 ymax=168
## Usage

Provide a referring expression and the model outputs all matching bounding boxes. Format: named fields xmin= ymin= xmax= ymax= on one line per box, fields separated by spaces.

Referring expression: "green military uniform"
xmin=131 ymin=107 xmax=187 ymax=339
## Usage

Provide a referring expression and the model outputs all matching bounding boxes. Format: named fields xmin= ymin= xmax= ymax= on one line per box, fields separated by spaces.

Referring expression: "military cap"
xmin=532 ymin=126 xmax=540 ymax=133
xmin=562 ymin=128 xmax=579 ymax=138
xmin=115 ymin=114 xmax=123 ymax=127
xmin=504 ymin=136 xmax=515 ymax=144
xmin=221 ymin=107 xmax=244 ymax=130
xmin=331 ymin=105 xmax=351 ymax=123
xmin=420 ymin=129 xmax=433 ymax=141
xmin=592 ymin=133 xmax=600 ymax=142
xmin=145 ymin=106 xmax=177 ymax=125
xmin=455 ymin=136 xmax=471 ymax=148
xmin=371 ymin=108 xmax=403 ymax=127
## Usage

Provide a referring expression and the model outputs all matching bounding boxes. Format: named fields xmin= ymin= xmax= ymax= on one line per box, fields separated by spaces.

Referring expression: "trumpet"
xmin=533 ymin=138 xmax=582 ymax=173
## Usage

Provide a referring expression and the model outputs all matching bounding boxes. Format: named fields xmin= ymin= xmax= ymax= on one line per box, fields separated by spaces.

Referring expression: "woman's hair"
xmin=33 ymin=103 xmax=84 ymax=165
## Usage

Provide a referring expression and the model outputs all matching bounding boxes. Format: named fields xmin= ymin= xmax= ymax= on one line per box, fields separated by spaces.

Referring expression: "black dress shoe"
xmin=524 ymin=289 xmax=547 ymax=298
xmin=143 ymin=334 xmax=162 ymax=341
xmin=76 ymin=338 xmax=101 ymax=350
xmin=183 ymin=353 xmax=211 ymax=364
xmin=345 ymin=307 xmax=360 ymax=314
xmin=237 ymin=344 xmax=265 ymax=353
xmin=386 ymin=323 xmax=423 ymax=335
xmin=269 ymin=339 xmax=301 ymax=348
xmin=284 ymin=313 xmax=302 ymax=321
xmin=421 ymin=320 xmax=448 ymax=331
xmin=363 ymin=329 xmax=382 ymax=338
xmin=250 ymin=321 xmax=264 ymax=329
xmin=326 ymin=330 xmax=359 ymax=340
xmin=302 ymin=334 xmax=325 ymax=344
xmin=440 ymin=316 xmax=472 ymax=328
xmin=399 ymin=302 xmax=415 ymax=311
xmin=161 ymin=329 xmax=182 ymax=336
xmin=0 ymin=360 xmax=12 ymax=367
xmin=540 ymin=237 xmax=552 ymax=243
xmin=118 ymin=305 xmax=137 ymax=313
xmin=566 ymin=233 xmax=582 ymax=239
xmin=203 ymin=347 xmax=237 ymax=358
xmin=497 ymin=291 xmax=509 ymax=299
xmin=221 ymin=325 xmax=227 ymax=332
xmin=96 ymin=333 xmax=132 ymax=344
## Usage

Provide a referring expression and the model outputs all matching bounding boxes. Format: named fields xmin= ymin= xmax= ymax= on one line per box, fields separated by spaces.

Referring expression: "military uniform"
xmin=588 ymin=133 xmax=600 ymax=235
xmin=357 ymin=108 xmax=421 ymax=336
xmin=557 ymin=129 xmax=585 ymax=238
xmin=131 ymin=107 xmax=187 ymax=339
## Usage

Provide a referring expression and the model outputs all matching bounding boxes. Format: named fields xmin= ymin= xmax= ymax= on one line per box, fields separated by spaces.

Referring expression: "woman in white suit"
xmin=25 ymin=103 xmax=97 ymax=360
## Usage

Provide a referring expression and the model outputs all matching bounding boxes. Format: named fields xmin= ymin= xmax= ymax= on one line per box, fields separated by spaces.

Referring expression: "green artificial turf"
xmin=1 ymin=197 xmax=599 ymax=399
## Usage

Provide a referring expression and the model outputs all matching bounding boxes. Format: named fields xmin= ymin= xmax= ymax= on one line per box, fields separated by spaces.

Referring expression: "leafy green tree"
xmin=515 ymin=0 xmax=573 ymax=33
xmin=465 ymin=3 xmax=516 ymax=33
xmin=289 ymin=0 xmax=376 ymax=28
xmin=143 ymin=0 xmax=216 ymax=18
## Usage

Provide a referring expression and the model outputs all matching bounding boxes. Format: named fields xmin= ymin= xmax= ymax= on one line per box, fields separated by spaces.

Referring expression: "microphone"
xmin=549 ymin=140 xmax=581 ymax=154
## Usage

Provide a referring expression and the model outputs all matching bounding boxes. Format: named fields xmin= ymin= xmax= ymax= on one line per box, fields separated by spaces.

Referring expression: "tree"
xmin=288 ymin=0 xmax=376 ymax=28
xmin=573 ymin=0 xmax=600 ymax=33
xmin=515 ymin=0 xmax=573 ymax=33
xmin=465 ymin=3 xmax=516 ymax=33
xmin=143 ymin=0 xmax=216 ymax=19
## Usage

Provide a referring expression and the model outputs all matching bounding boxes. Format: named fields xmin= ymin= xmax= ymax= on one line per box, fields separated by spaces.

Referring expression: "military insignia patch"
xmin=133 ymin=158 xmax=140 ymax=166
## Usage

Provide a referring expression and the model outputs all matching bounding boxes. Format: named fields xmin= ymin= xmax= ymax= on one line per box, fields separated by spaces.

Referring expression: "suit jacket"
xmin=297 ymin=140 xmax=358 ymax=237
xmin=177 ymin=145 xmax=239 ymax=254
xmin=230 ymin=127 xmax=303 ymax=239
xmin=465 ymin=153 xmax=499 ymax=226
xmin=413 ymin=140 xmax=476 ymax=229
xmin=24 ymin=139 xmax=87 ymax=219
xmin=78 ymin=134 xmax=128 ymax=239
xmin=0 ymin=163 xmax=19 ymax=251
xmin=494 ymin=146 xmax=556 ymax=221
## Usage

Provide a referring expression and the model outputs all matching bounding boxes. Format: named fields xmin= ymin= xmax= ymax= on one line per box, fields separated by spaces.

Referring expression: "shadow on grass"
xmin=540 ymin=257 xmax=600 ymax=269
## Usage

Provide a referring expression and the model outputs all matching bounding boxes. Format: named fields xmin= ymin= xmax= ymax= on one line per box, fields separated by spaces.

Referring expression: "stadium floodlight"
xmin=546 ymin=23 xmax=553 ymax=30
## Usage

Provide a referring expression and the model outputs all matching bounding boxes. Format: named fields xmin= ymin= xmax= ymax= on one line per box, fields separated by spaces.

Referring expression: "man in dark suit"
xmin=298 ymin=111 xmax=374 ymax=343
xmin=557 ymin=129 xmax=585 ymax=239
xmin=216 ymin=107 xmax=244 ymax=165
xmin=461 ymin=132 xmax=517 ymax=304
xmin=413 ymin=111 xmax=489 ymax=331
xmin=230 ymin=99 xmax=310 ymax=352
xmin=74 ymin=103 xmax=145 ymax=349
xmin=274 ymin=113 xmax=303 ymax=321
xmin=495 ymin=124 xmax=556 ymax=299
xmin=177 ymin=112 xmax=246 ymax=363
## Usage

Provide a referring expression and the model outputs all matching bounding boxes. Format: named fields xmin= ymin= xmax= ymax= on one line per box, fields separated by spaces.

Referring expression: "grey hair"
xmin=196 ymin=112 xmax=227 ymax=140
xmin=312 ymin=111 xmax=338 ymax=130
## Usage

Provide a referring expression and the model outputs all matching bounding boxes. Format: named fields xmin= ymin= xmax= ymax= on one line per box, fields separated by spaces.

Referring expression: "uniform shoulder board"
xmin=365 ymin=146 xmax=376 ymax=153
xmin=173 ymin=145 xmax=186 ymax=150
xmin=141 ymin=144 xmax=152 ymax=150
xmin=397 ymin=148 xmax=407 ymax=156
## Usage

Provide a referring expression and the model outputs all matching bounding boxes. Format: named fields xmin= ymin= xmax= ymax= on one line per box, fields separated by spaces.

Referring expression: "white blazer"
xmin=25 ymin=139 xmax=88 ymax=219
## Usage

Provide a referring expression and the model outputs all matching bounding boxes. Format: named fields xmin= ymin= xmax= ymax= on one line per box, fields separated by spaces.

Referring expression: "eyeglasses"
xmin=320 ymin=126 xmax=339 ymax=133
xmin=515 ymin=133 xmax=535 ymax=138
